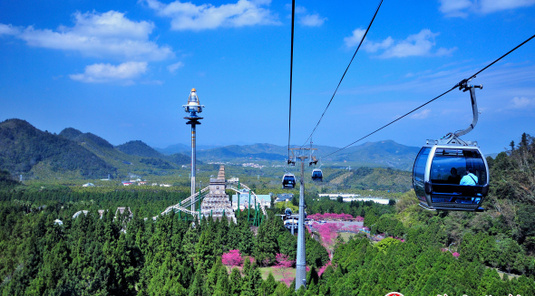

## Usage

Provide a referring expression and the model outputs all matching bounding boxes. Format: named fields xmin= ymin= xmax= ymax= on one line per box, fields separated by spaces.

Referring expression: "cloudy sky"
xmin=1 ymin=0 xmax=534 ymax=155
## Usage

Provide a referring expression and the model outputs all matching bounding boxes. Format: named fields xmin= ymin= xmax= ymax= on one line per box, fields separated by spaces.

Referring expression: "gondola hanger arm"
xmin=453 ymin=81 xmax=483 ymax=139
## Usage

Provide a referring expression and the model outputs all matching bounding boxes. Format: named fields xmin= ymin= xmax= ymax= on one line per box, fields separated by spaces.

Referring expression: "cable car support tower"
xmin=288 ymin=147 xmax=317 ymax=290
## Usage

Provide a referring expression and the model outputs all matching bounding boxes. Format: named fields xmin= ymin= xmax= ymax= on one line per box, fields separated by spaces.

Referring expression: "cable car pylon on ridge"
xmin=412 ymin=80 xmax=489 ymax=212
xmin=282 ymin=151 xmax=297 ymax=189
xmin=308 ymin=141 xmax=323 ymax=182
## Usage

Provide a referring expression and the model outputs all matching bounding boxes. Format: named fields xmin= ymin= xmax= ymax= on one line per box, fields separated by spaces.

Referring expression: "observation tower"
xmin=183 ymin=88 xmax=204 ymax=213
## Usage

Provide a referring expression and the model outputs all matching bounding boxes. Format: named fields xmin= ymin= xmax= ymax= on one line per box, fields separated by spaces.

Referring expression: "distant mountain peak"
xmin=59 ymin=127 xmax=83 ymax=140
xmin=116 ymin=140 xmax=163 ymax=158
xmin=60 ymin=128 xmax=114 ymax=150
xmin=1 ymin=118 xmax=36 ymax=131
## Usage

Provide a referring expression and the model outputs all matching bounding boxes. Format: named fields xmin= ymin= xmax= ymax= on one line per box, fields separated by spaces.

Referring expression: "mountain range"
xmin=0 ymin=119 xmax=421 ymax=180
xmin=0 ymin=119 xmax=189 ymax=180
xmin=195 ymin=141 xmax=420 ymax=171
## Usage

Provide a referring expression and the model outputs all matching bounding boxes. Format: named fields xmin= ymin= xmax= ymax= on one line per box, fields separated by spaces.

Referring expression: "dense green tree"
xmin=213 ymin=264 xmax=231 ymax=296
xmin=228 ymin=267 xmax=242 ymax=296
xmin=254 ymin=217 xmax=283 ymax=265
xmin=305 ymin=232 xmax=329 ymax=269
xmin=261 ymin=272 xmax=278 ymax=296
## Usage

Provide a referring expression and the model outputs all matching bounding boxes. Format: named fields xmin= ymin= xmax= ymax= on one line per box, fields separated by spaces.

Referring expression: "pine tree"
xmin=261 ymin=273 xmax=278 ymax=296
xmin=229 ymin=267 xmax=242 ymax=295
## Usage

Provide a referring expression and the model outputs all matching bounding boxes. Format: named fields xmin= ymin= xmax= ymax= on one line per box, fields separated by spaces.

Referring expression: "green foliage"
xmin=254 ymin=216 xmax=284 ymax=265
xmin=0 ymin=119 xmax=115 ymax=179
xmin=306 ymin=196 xmax=395 ymax=221
xmin=339 ymin=167 xmax=412 ymax=192
xmin=140 ymin=158 xmax=174 ymax=169
xmin=0 ymin=169 xmax=19 ymax=187
xmin=1 ymin=132 xmax=535 ymax=295
xmin=305 ymin=232 xmax=329 ymax=269
xmin=116 ymin=140 xmax=163 ymax=158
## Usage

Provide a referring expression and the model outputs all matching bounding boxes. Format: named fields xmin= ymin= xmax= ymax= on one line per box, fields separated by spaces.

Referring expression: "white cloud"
xmin=291 ymin=5 xmax=326 ymax=27
xmin=439 ymin=0 xmax=535 ymax=17
xmin=510 ymin=97 xmax=535 ymax=109
xmin=480 ymin=0 xmax=535 ymax=13
xmin=344 ymin=28 xmax=394 ymax=51
xmin=299 ymin=13 xmax=326 ymax=27
xmin=167 ymin=61 xmax=184 ymax=73
xmin=381 ymin=30 xmax=439 ymax=58
xmin=70 ymin=61 xmax=148 ymax=83
xmin=2 ymin=10 xmax=173 ymax=61
xmin=344 ymin=29 xmax=365 ymax=48
xmin=410 ymin=109 xmax=432 ymax=119
xmin=345 ymin=29 xmax=456 ymax=58
xmin=144 ymin=0 xmax=280 ymax=31
xmin=67 ymin=10 xmax=154 ymax=39
xmin=439 ymin=0 xmax=472 ymax=17
xmin=0 ymin=23 xmax=19 ymax=36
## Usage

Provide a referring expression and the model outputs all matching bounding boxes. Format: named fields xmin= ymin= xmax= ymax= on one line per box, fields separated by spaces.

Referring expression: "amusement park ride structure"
xmin=156 ymin=165 xmax=267 ymax=225
xmin=154 ymin=89 xmax=268 ymax=224
xmin=183 ymin=88 xmax=204 ymax=213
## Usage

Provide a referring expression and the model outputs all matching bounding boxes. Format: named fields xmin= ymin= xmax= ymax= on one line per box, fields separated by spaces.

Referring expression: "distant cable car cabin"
xmin=412 ymin=82 xmax=489 ymax=211
xmin=282 ymin=173 xmax=296 ymax=189
xmin=285 ymin=208 xmax=293 ymax=216
xmin=311 ymin=169 xmax=323 ymax=182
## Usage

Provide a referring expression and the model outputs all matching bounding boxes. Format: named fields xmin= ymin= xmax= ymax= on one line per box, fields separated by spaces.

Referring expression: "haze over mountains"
xmin=0 ymin=119 xmax=421 ymax=180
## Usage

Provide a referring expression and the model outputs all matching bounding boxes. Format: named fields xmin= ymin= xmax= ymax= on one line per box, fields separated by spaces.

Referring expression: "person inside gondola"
xmin=447 ymin=167 xmax=461 ymax=184
xmin=460 ymin=168 xmax=478 ymax=185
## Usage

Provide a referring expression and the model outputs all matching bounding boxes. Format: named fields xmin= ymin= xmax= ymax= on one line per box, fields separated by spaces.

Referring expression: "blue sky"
xmin=1 ymin=0 xmax=534 ymax=156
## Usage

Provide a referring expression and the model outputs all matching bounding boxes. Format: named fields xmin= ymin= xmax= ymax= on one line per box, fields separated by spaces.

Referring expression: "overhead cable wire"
xmin=287 ymin=0 xmax=296 ymax=162
xmin=321 ymin=33 xmax=535 ymax=159
xmin=301 ymin=0 xmax=384 ymax=148
xmin=323 ymin=87 xmax=457 ymax=159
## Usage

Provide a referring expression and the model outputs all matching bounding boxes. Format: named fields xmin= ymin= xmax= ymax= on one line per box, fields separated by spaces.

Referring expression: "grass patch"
xmin=338 ymin=232 xmax=359 ymax=242
xmin=259 ymin=267 xmax=295 ymax=282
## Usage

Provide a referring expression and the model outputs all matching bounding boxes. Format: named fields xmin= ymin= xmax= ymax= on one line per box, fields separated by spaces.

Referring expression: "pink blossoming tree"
xmin=222 ymin=249 xmax=243 ymax=267
xmin=275 ymin=253 xmax=295 ymax=286
xmin=318 ymin=261 xmax=332 ymax=277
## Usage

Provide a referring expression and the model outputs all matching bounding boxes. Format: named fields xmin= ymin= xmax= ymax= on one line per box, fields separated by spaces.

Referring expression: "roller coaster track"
xmin=227 ymin=183 xmax=268 ymax=217
xmin=154 ymin=181 xmax=267 ymax=223
xmin=155 ymin=186 xmax=209 ymax=219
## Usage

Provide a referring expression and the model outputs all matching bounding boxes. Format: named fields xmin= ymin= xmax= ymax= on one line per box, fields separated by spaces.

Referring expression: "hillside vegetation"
xmin=0 ymin=119 xmax=190 ymax=181
xmin=0 ymin=133 xmax=534 ymax=295
xmin=0 ymin=119 xmax=115 ymax=179
xmin=325 ymin=167 xmax=411 ymax=192
xmin=0 ymin=119 xmax=422 ymax=185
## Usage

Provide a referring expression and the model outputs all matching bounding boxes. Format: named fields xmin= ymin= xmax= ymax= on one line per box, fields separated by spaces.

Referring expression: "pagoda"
xmin=200 ymin=165 xmax=235 ymax=221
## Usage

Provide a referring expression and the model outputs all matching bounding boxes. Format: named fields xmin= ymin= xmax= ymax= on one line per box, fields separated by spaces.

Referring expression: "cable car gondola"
xmin=412 ymin=140 xmax=489 ymax=211
xmin=412 ymin=82 xmax=489 ymax=211
xmin=311 ymin=169 xmax=323 ymax=182
xmin=282 ymin=173 xmax=296 ymax=189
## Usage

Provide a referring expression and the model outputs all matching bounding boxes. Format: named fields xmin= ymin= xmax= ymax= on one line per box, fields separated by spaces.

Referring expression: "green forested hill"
xmin=116 ymin=140 xmax=163 ymax=158
xmin=327 ymin=140 xmax=420 ymax=171
xmin=197 ymin=141 xmax=419 ymax=170
xmin=60 ymin=127 xmax=115 ymax=150
xmin=324 ymin=166 xmax=412 ymax=192
xmin=0 ymin=119 xmax=421 ymax=181
xmin=0 ymin=119 xmax=115 ymax=179
xmin=198 ymin=143 xmax=288 ymax=162
xmin=0 ymin=119 xmax=191 ymax=181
